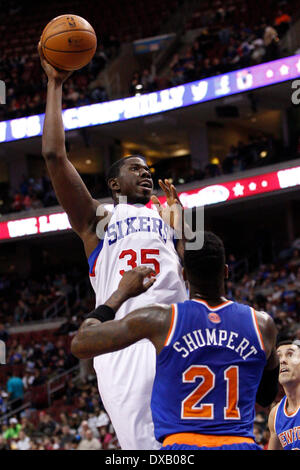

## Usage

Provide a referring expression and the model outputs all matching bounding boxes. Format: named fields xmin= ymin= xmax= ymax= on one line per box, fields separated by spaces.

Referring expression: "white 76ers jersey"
xmin=88 ymin=203 xmax=188 ymax=316
xmin=87 ymin=203 xmax=188 ymax=450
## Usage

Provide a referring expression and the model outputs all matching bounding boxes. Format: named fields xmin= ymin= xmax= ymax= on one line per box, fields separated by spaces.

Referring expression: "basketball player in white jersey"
xmin=38 ymin=43 xmax=189 ymax=449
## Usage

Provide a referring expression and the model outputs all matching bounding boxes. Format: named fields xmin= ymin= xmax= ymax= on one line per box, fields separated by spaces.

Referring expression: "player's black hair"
xmin=277 ymin=339 xmax=300 ymax=349
xmin=184 ymin=231 xmax=226 ymax=283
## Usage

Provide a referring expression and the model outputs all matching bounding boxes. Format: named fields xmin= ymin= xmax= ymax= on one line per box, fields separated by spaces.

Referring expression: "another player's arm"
xmin=71 ymin=304 xmax=172 ymax=359
xmin=71 ymin=267 xmax=172 ymax=359
xmin=255 ymin=310 xmax=279 ymax=407
xmin=39 ymin=43 xmax=109 ymax=256
xmin=267 ymin=404 xmax=283 ymax=450
xmin=151 ymin=179 xmax=193 ymax=262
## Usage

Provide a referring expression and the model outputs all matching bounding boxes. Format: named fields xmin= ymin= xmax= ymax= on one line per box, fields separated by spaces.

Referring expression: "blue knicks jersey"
xmin=151 ymin=299 xmax=266 ymax=442
xmin=274 ymin=397 xmax=300 ymax=450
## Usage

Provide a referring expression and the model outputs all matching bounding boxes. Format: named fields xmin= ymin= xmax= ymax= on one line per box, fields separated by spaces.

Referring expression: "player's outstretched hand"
xmin=38 ymin=41 xmax=72 ymax=84
xmin=117 ymin=266 xmax=157 ymax=301
xmin=151 ymin=179 xmax=184 ymax=234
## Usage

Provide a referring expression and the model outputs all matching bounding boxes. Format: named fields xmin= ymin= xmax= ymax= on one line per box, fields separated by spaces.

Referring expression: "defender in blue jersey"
xmin=268 ymin=340 xmax=300 ymax=450
xmin=72 ymin=231 xmax=279 ymax=450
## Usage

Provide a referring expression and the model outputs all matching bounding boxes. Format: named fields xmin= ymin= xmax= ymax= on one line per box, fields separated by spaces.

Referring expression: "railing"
xmin=0 ymin=400 xmax=31 ymax=424
xmin=43 ymin=277 xmax=91 ymax=320
xmin=0 ymin=364 xmax=80 ymax=424
xmin=46 ymin=364 xmax=80 ymax=407
xmin=229 ymin=248 xmax=265 ymax=283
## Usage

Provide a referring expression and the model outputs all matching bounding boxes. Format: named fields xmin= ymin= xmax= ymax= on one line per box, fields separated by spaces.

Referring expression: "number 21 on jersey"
xmin=181 ymin=365 xmax=240 ymax=420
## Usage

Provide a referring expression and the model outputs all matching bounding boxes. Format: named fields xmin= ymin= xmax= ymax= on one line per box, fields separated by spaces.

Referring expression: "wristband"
xmin=85 ymin=304 xmax=115 ymax=323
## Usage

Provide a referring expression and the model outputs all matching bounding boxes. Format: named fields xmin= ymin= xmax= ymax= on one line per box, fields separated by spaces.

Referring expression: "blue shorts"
xmin=161 ymin=442 xmax=262 ymax=451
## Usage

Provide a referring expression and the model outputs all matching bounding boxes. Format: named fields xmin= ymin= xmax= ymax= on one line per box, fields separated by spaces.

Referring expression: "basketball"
xmin=41 ymin=14 xmax=97 ymax=71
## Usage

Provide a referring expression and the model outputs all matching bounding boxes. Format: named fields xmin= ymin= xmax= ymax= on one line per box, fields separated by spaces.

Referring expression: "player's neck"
xmin=285 ymin=383 xmax=300 ymax=412
xmin=190 ymin=285 xmax=226 ymax=306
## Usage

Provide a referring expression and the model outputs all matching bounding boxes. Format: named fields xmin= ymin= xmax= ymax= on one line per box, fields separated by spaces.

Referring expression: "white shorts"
xmin=93 ymin=340 xmax=161 ymax=450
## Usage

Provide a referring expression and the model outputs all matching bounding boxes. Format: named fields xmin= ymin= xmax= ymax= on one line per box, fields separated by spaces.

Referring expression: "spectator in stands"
xmin=31 ymin=368 xmax=47 ymax=387
xmin=141 ymin=68 xmax=157 ymax=93
xmin=96 ymin=408 xmax=110 ymax=444
xmin=77 ymin=420 xmax=90 ymax=439
xmin=0 ymin=324 xmax=8 ymax=343
xmin=77 ymin=429 xmax=101 ymax=450
xmin=63 ymin=378 xmax=80 ymax=405
xmin=36 ymin=411 xmax=57 ymax=437
xmin=0 ymin=435 xmax=10 ymax=450
xmin=274 ymin=9 xmax=292 ymax=36
xmin=59 ymin=424 xmax=75 ymax=449
xmin=13 ymin=299 xmax=31 ymax=323
xmin=263 ymin=24 xmax=279 ymax=61
xmin=20 ymin=416 xmax=35 ymax=438
xmin=15 ymin=430 xmax=31 ymax=450
xmin=3 ymin=417 xmax=21 ymax=440
xmin=6 ymin=372 xmax=24 ymax=410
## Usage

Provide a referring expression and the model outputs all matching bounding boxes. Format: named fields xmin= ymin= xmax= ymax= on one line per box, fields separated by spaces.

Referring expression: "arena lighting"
xmin=1 ymin=55 xmax=300 ymax=143
xmin=2 ymin=164 xmax=300 ymax=241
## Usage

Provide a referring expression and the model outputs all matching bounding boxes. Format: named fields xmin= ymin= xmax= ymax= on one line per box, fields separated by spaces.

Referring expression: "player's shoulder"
xmin=268 ymin=401 xmax=281 ymax=429
xmin=254 ymin=309 xmax=277 ymax=333
xmin=131 ymin=303 xmax=171 ymax=315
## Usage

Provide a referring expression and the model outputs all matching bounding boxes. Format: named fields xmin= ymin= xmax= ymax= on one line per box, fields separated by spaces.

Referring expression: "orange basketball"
xmin=41 ymin=14 xmax=97 ymax=71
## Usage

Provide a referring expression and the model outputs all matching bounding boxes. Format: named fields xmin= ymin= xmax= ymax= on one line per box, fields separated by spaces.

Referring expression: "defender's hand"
xmin=117 ymin=266 xmax=157 ymax=301
xmin=151 ymin=179 xmax=184 ymax=233
xmin=38 ymin=41 xmax=73 ymax=84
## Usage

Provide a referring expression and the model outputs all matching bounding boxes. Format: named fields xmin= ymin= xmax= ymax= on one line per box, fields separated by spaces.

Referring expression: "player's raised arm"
xmin=71 ymin=267 xmax=172 ymax=359
xmin=38 ymin=42 xmax=109 ymax=257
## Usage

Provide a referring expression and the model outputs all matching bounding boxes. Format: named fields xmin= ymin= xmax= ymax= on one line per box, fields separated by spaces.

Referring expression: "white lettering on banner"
xmin=191 ymin=81 xmax=208 ymax=101
xmin=39 ymin=213 xmax=71 ymax=233
xmin=7 ymin=218 xmax=38 ymax=237
xmin=26 ymin=115 xmax=41 ymax=137
xmin=169 ymin=86 xmax=185 ymax=107
xmin=277 ymin=167 xmax=300 ymax=189
xmin=10 ymin=118 xmax=27 ymax=139
xmin=215 ymin=75 xmax=231 ymax=96
xmin=124 ymin=96 xmax=141 ymax=119
xmin=179 ymin=185 xmax=230 ymax=208
xmin=0 ymin=121 xmax=6 ymax=142
xmin=107 ymin=100 xmax=124 ymax=122
xmin=77 ymin=105 xmax=95 ymax=127
xmin=87 ymin=104 xmax=102 ymax=125
xmin=236 ymin=71 xmax=253 ymax=90
xmin=63 ymin=108 xmax=79 ymax=130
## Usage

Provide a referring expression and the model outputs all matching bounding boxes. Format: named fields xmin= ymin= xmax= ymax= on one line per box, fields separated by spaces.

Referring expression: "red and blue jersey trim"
xmin=88 ymin=239 xmax=104 ymax=277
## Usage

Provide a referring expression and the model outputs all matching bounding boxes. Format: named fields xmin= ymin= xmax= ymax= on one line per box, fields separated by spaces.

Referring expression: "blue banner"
xmin=1 ymin=55 xmax=299 ymax=143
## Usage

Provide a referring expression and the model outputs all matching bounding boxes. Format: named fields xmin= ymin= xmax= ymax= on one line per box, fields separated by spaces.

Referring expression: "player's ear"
xmin=108 ymin=177 xmax=120 ymax=193
xmin=224 ymin=264 xmax=229 ymax=280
